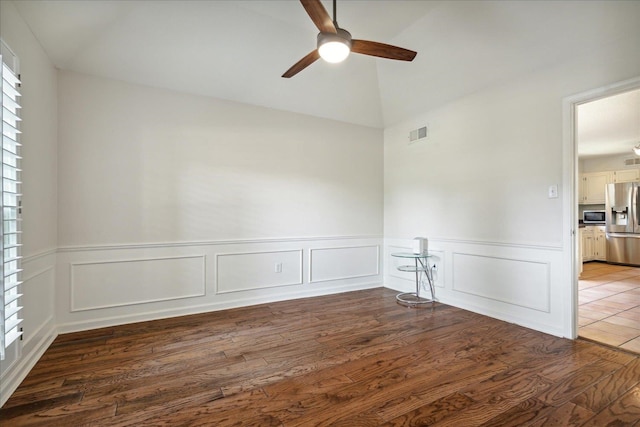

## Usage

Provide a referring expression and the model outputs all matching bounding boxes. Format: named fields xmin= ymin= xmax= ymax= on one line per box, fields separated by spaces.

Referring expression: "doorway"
xmin=572 ymin=82 xmax=640 ymax=352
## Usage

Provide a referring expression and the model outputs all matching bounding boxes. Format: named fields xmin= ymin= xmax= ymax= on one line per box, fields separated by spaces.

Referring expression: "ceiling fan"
xmin=282 ymin=0 xmax=417 ymax=78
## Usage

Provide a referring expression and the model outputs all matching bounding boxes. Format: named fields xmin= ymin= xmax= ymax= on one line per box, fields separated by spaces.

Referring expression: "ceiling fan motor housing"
xmin=317 ymin=28 xmax=353 ymax=50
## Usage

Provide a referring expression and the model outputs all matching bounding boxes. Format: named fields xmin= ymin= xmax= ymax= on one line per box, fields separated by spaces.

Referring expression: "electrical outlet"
xmin=275 ymin=263 xmax=282 ymax=273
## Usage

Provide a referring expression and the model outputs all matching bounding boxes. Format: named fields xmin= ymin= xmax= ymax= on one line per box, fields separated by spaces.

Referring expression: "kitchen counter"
xmin=579 ymin=222 xmax=605 ymax=228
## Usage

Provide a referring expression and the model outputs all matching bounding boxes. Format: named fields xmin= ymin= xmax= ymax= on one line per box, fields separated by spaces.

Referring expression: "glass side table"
xmin=391 ymin=252 xmax=437 ymax=306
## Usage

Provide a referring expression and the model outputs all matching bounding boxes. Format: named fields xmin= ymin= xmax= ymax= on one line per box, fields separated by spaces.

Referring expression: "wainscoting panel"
xmin=70 ymin=255 xmax=206 ymax=311
xmin=56 ymin=236 xmax=383 ymax=334
xmin=384 ymin=237 xmax=565 ymax=337
xmin=1 ymin=251 xmax=58 ymax=408
xmin=21 ymin=266 xmax=55 ymax=347
xmin=452 ymin=252 xmax=550 ymax=313
xmin=309 ymin=245 xmax=379 ymax=283
xmin=216 ymin=250 xmax=303 ymax=293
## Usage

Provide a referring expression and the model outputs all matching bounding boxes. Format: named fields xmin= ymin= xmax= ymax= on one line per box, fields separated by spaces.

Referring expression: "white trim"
xmin=69 ymin=255 xmax=207 ymax=312
xmin=21 ymin=265 xmax=54 ymax=283
xmin=57 ymin=235 xmax=383 ymax=252
xmin=386 ymin=236 xmax=562 ymax=251
xmin=20 ymin=267 xmax=55 ymax=347
xmin=308 ymin=245 xmax=380 ymax=284
xmin=214 ymin=249 xmax=304 ymax=294
xmin=0 ymin=321 xmax=56 ymax=407
xmin=435 ymin=293 xmax=565 ymax=338
xmin=562 ymin=76 xmax=640 ymax=339
xmin=22 ymin=248 xmax=57 ymax=264
xmin=451 ymin=252 xmax=551 ymax=313
xmin=214 ymin=248 xmax=304 ymax=258
xmin=56 ymin=282 xmax=383 ymax=334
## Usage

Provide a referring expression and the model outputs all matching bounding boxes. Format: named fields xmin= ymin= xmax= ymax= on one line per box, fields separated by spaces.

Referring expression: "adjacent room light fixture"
xmin=317 ymin=29 xmax=352 ymax=63
xmin=634 ymin=143 xmax=640 ymax=156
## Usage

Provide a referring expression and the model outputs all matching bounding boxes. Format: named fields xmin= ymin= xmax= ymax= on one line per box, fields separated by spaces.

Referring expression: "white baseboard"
xmin=0 ymin=321 xmax=57 ymax=407
xmin=57 ymin=281 xmax=382 ymax=334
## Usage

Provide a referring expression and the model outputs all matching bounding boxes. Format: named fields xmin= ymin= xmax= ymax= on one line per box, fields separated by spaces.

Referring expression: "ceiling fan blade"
xmin=282 ymin=50 xmax=321 ymax=78
xmin=351 ymin=39 xmax=417 ymax=61
xmin=300 ymin=0 xmax=337 ymax=34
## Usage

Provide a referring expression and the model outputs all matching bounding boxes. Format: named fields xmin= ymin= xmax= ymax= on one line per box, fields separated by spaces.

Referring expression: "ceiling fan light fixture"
xmin=317 ymin=29 xmax=352 ymax=63
xmin=282 ymin=0 xmax=417 ymax=78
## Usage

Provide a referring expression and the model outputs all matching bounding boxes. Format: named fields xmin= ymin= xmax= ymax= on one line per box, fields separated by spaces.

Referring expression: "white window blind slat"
xmin=4 ymin=293 xmax=22 ymax=306
xmin=1 ymin=83 xmax=19 ymax=103
xmin=1 ymin=63 xmax=20 ymax=85
xmin=4 ymin=268 xmax=23 ymax=277
xmin=3 ymin=166 xmax=19 ymax=182
xmin=5 ymin=326 xmax=23 ymax=348
xmin=3 ymin=255 xmax=21 ymax=263
xmin=5 ymin=275 xmax=20 ymax=287
xmin=3 ymin=149 xmax=21 ymax=165
xmin=5 ymin=303 xmax=22 ymax=320
xmin=3 ymin=139 xmax=20 ymax=155
xmin=2 ymin=94 xmax=19 ymax=113
xmin=1 ymin=43 xmax=22 ymax=360
xmin=2 ymin=122 xmax=21 ymax=139
xmin=1 ymin=129 xmax=19 ymax=143
xmin=2 ymin=107 xmax=20 ymax=124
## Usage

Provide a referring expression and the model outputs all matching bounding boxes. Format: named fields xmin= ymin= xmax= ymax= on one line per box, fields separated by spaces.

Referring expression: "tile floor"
xmin=579 ymin=261 xmax=640 ymax=353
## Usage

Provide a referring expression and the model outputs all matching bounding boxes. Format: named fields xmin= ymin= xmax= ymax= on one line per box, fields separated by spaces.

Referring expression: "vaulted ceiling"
xmin=11 ymin=0 xmax=640 ymax=133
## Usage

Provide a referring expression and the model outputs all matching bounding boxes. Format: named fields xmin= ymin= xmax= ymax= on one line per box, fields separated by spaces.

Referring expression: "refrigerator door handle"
xmin=635 ymin=185 xmax=640 ymax=233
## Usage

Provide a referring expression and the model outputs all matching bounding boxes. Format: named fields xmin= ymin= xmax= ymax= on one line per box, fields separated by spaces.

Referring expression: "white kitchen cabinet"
xmin=612 ymin=169 xmax=640 ymax=183
xmin=579 ymin=172 xmax=612 ymax=204
xmin=594 ymin=226 xmax=607 ymax=261
xmin=581 ymin=227 xmax=595 ymax=262
xmin=581 ymin=226 xmax=606 ymax=262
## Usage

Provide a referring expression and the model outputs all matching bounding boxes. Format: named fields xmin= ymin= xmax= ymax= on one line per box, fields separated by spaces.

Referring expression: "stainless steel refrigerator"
xmin=605 ymin=182 xmax=640 ymax=265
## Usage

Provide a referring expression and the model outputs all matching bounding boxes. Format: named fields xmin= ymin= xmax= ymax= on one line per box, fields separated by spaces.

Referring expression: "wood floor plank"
xmin=382 ymin=392 xmax=475 ymax=426
xmin=477 ymin=398 xmax=555 ymax=427
xmin=580 ymin=386 xmax=640 ymax=426
xmin=536 ymin=358 xmax=626 ymax=407
xmin=2 ymin=399 xmax=117 ymax=427
xmin=418 ymin=373 xmax=552 ymax=426
xmin=571 ymin=357 xmax=640 ymax=413
xmin=1 ymin=288 xmax=639 ymax=426
xmin=525 ymin=402 xmax=596 ymax=427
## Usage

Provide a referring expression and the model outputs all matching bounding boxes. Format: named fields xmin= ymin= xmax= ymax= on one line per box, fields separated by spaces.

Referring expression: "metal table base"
xmin=391 ymin=252 xmax=436 ymax=307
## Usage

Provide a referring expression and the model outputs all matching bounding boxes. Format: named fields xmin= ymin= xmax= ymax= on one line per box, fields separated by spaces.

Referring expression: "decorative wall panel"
xmin=71 ymin=255 xmax=206 ymax=311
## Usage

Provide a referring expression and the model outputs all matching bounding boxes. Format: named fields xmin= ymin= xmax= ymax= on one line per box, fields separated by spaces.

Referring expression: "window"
xmin=1 ymin=40 xmax=22 ymax=360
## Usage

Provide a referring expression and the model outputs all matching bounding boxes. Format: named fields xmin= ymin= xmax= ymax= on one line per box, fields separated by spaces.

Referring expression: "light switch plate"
xmin=548 ymin=185 xmax=558 ymax=199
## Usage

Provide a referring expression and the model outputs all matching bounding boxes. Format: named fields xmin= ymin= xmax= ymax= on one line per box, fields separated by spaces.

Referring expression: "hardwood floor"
xmin=2 ymin=288 xmax=640 ymax=426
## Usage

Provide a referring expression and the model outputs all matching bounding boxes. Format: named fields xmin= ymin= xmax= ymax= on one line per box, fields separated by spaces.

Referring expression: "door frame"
xmin=563 ymin=76 xmax=640 ymax=339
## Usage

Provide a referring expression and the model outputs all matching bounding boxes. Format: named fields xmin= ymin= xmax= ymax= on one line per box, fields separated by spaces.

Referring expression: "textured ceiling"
xmin=11 ymin=0 xmax=640 ymax=140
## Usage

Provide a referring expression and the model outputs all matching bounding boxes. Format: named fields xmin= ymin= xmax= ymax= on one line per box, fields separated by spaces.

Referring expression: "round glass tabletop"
xmin=390 ymin=252 xmax=435 ymax=259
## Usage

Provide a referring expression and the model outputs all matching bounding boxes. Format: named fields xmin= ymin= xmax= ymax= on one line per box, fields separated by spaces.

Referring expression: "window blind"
xmin=1 ymin=46 xmax=22 ymax=360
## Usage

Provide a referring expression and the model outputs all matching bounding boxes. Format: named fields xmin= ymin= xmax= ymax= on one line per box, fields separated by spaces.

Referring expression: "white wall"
xmin=384 ymin=19 xmax=640 ymax=337
xmin=0 ymin=0 xmax=58 ymax=406
xmin=56 ymin=71 xmax=384 ymax=331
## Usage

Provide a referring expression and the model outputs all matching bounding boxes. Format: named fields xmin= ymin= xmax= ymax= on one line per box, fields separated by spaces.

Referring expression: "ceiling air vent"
xmin=409 ymin=126 xmax=427 ymax=143
xmin=624 ymin=158 xmax=640 ymax=166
